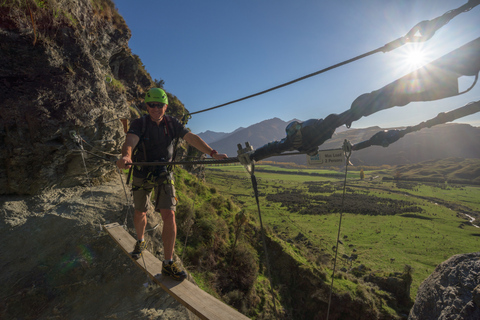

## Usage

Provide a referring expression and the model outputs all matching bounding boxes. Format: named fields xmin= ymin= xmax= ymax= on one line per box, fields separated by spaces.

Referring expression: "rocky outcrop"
xmin=408 ymin=252 xmax=480 ymax=320
xmin=0 ymin=0 xmax=154 ymax=195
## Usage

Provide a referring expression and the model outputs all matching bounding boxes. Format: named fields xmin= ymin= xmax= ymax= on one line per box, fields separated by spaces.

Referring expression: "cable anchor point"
xmin=237 ymin=142 xmax=255 ymax=174
xmin=69 ymin=130 xmax=82 ymax=146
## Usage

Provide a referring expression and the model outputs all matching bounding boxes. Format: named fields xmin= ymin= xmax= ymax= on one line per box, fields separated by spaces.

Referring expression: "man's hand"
xmin=212 ymin=152 xmax=228 ymax=160
xmin=116 ymin=156 xmax=132 ymax=169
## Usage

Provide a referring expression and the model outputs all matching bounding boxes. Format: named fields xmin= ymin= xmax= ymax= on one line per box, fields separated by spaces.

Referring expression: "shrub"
xmin=218 ymin=244 xmax=258 ymax=293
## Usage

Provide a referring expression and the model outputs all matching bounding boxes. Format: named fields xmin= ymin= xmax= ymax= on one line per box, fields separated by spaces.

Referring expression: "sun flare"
xmin=405 ymin=48 xmax=428 ymax=69
xmin=389 ymin=44 xmax=433 ymax=77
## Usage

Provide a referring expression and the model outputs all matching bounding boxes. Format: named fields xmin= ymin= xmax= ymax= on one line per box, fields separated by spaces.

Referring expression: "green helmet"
xmin=145 ymin=88 xmax=168 ymax=104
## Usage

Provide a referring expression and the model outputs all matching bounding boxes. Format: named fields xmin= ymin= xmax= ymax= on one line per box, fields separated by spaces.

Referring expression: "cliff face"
xmin=0 ymin=2 xmax=195 ymax=319
xmin=0 ymin=0 xmax=153 ymax=195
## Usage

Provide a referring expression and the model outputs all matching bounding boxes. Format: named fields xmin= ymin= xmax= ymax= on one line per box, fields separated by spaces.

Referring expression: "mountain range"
xmin=198 ymin=118 xmax=480 ymax=166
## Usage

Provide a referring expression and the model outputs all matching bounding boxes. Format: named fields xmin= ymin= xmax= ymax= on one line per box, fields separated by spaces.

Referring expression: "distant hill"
xmin=198 ymin=127 xmax=244 ymax=144
xmin=204 ymin=119 xmax=480 ymax=166
xmin=207 ymin=117 xmax=290 ymax=156
xmin=198 ymin=130 xmax=229 ymax=144
xmin=346 ymin=123 xmax=480 ymax=166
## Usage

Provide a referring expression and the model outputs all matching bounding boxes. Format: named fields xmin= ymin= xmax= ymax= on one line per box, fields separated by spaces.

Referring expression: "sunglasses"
xmin=147 ymin=102 xmax=166 ymax=109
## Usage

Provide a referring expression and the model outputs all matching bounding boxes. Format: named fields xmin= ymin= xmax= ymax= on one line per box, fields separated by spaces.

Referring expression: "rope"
xmin=131 ymin=158 xmax=239 ymax=166
xmin=79 ymin=138 xmax=121 ymax=158
xmin=128 ymin=151 xmax=305 ymax=167
xmin=326 ymin=140 xmax=352 ymax=320
xmin=190 ymin=48 xmax=382 ymax=115
xmin=188 ymin=0 xmax=479 ymax=116
xmin=72 ymin=149 xmax=113 ymax=161
xmin=76 ymin=139 xmax=94 ymax=198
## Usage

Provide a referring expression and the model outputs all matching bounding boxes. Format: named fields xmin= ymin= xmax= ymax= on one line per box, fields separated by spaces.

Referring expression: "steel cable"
xmin=326 ymin=141 xmax=352 ymax=320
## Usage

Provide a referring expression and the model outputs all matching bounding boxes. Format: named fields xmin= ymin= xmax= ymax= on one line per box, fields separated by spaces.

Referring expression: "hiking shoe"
xmin=162 ymin=261 xmax=187 ymax=281
xmin=131 ymin=240 xmax=146 ymax=259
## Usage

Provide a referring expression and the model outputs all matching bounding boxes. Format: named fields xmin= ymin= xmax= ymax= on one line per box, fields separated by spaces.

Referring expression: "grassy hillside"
xmin=203 ymin=160 xmax=480 ymax=316
xmin=394 ymin=157 xmax=480 ymax=184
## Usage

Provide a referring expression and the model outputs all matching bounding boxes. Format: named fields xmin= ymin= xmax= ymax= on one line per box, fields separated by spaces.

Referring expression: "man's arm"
xmin=116 ymin=133 xmax=140 ymax=169
xmin=183 ymin=132 xmax=228 ymax=159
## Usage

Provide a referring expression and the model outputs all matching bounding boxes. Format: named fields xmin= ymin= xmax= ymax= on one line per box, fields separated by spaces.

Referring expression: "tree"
xmin=154 ymin=78 xmax=165 ymax=88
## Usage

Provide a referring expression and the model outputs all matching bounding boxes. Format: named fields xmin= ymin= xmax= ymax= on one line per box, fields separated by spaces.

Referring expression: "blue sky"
xmin=113 ymin=0 xmax=480 ymax=135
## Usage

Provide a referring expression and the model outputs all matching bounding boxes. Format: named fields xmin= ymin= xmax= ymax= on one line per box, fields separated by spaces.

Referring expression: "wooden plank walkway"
xmin=103 ymin=222 xmax=250 ymax=320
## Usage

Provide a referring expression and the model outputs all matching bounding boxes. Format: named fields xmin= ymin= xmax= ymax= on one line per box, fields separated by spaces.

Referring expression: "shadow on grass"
xmin=400 ymin=213 xmax=433 ymax=220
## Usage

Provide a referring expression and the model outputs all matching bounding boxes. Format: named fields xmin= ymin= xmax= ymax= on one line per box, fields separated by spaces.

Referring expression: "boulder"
xmin=409 ymin=252 xmax=480 ymax=320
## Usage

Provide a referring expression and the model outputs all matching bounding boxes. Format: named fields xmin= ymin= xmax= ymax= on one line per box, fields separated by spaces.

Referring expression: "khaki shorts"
xmin=132 ymin=176 xmax=177 ymax=212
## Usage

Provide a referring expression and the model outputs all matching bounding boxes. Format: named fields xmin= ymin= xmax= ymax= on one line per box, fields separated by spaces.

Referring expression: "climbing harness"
xmin=326 ymin=140 xmax=352 ymax=320
xmin=125 ymin=113 xmax=178 ymax=184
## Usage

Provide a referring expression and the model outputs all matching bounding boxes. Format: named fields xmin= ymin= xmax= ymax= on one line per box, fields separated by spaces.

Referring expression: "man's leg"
xmin=133 ymin=209 xmax=147 ymax=241
xmin=159 ymin=208 xmax=186 ymax=281
xmin=154 ymin=179 xmax=186 ymax=280
xmin=131 ymin=176 xmax=151 ymax=258
xmin=131 ymin=209 xmax=148 ymax=258
xmin=159 ymin=209 xmax=176 ymax=260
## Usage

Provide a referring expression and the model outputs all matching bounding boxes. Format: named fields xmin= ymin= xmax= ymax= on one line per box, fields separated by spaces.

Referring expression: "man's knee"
xmin=134 ymin=210 xmax=147 ymax=218
xmin=160 ymin=209 xmax=175 ymax=223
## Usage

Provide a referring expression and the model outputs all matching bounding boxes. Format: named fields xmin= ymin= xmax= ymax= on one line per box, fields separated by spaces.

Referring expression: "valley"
xmin=204 ymin=161 xmax=480 ymax=302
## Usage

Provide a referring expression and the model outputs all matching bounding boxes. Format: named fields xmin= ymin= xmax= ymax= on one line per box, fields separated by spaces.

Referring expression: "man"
xmin=116 ymin=88 xmax=227 ymax=281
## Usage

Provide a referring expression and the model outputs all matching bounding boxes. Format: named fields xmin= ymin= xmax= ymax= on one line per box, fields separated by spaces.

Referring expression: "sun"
xmin=401 ymin=44 xmax=431 ymax=71
xmin=404 ymin=47 xmax=428 ymax=69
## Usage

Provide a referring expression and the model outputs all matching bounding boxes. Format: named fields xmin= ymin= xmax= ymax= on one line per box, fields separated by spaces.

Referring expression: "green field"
xmin=205 ymin=164 xmax=480 ymax=299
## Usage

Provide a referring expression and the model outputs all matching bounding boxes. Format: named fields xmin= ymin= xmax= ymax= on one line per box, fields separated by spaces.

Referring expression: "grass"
xmin=205 ymin=164 xmax=480 ymax=301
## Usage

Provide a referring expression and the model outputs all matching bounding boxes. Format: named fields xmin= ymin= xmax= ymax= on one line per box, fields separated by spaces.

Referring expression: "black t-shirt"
xmin=127 ymin=115 xmax=189 ymax=177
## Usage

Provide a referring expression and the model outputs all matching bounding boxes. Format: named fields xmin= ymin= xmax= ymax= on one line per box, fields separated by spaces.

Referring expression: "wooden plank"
xmin=103 ymin=222 xmax=250 ymax=320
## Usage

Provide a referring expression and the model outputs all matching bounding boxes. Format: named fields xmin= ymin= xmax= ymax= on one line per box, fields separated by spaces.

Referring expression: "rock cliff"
xmin=0 ymin=0 xmax=154 ymax=195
